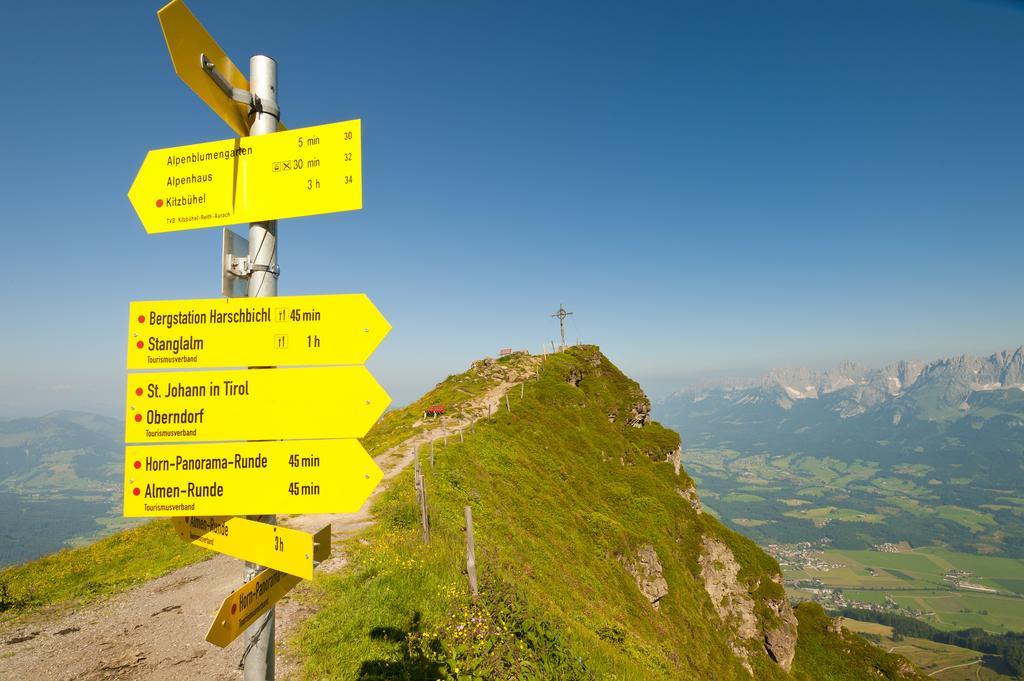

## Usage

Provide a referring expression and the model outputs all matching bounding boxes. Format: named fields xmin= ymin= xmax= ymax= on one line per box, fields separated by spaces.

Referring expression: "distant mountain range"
xmin=653 ymin=347 xmax=1024 ymax=556
xmin=679 ymin=346 xmax=1024 ymax=421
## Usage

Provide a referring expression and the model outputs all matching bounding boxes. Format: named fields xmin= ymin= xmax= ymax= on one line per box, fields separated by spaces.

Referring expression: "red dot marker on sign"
xmin=231 ymin=604 xmax=237 ymax=615
xmin=136 ymin=341 xmax=144 ymax=349
xmin=134 ymin=460 xmax=141 ymax=469
xmin=155 ymin=199 xmax=164 ymax=208
xmin=138 ymin=315 xmax=145 ymax=323
xmin=135 ymin=388 xmax=143 ymax=396
xmin=133 ymin=488 xmax=140 ymax=496
xmin=134 ymin=414 xmax=142 ymax=422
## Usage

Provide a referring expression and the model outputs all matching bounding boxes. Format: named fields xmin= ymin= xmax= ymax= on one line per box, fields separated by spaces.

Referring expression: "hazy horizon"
xmin=5 ymin=338 xmax=1022 ymax=418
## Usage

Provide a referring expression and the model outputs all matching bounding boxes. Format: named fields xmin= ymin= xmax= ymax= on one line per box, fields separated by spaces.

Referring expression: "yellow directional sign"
xmin=206 ymin=526 xmax=330 ymax=648
xmin=123 ymin=440 xmax=383 ymax=517
xmin=124 ymin=366 xmax=389 ymax=443
xmin=172 ymin=517 xmax=329 ymax=579
xmin=158 ymin=0 xmax=277 ymax=136
xmin=126 ymin=294 xmax=389 ymax=370
xmin=127 ymin=120 xmax=361 ymax=234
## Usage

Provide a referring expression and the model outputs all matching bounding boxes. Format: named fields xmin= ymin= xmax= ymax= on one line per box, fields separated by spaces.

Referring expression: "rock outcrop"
xmin=620 ymin=544 xmax=669 ymax=610
xmin=626 ymin=401 xmax=651 ymax=427
xmin=666 ymin=445 xmax=682 ymax=475
xmin=676 ymin=484 xmax=702 ymax=514
xmin=763 ymin=586 xmax=799 ymax=671
xmin=699 ymin=537 xmax=758 ymax=646
xmin=698 ymin=537 xmax=798 ymax=672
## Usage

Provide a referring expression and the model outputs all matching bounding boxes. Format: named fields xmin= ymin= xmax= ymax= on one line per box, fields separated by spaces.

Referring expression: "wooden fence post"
xmin=506 ymin=394 xmax=511 ymax=412
xmin=464 ymin=506 xmax=478 ymax=599
xmin=411 ymin=449 xmax=429 ymax=543
xmin=459 ymin=429 xmax=464 ymax=443
xmin=418 ymin=469 xmax=430 ymax=544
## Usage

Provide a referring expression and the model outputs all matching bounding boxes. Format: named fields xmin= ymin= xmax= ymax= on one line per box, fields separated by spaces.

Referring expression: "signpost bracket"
xmin=226 ymin=254 xmax=252 ymax=279
xmin=200 ymin=53 xmax=280 ymax=121
xmin=225 ymin=255 xmax=277 ymax=280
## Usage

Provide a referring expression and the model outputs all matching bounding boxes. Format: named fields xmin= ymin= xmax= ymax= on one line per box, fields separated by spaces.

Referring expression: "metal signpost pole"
xmin=247 ymin=54 xmax=279 ymax=300
xmin=244 ymin=54 xmax=279 ymax=681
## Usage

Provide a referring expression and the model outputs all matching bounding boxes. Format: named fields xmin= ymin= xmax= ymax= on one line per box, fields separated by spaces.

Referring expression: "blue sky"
xmin=1 ymin=0 xmax=1022 ymax=416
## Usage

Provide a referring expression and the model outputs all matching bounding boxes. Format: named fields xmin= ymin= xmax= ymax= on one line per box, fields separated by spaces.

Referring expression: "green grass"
xmin=789 ymin=547 xmax=1024 ymax=634
xmin=362 ymin=368 xmax=500 ymax=459
xmin=0 ymin=348 xmax=929 ymax=680
xmin=884 ymin=591 xmax=1024 ymax=632
xmin=915 ymin=548 xmax=1024 ymax=587
xmin=841 ymin=590 xmax=890 ymax=606
xmin=733 ymin=518 xmax=773 ymax=527
xmin=841 ymin=619 xmax=1015 ymax=681
xmin=795 ymin=547 xmax=1024 ymax=601
xmin=782 ymin=507 xmax=885 ymax=526
xmin=722 ymin=492 xmax=765 ymax=503
xmin=796 ymin=486 xmax=828 ymax=498
xmin=787 ymin=546 xmax=1024 ymax=633
xmin=821 ymin=550 xmax=950 ymax=586
xmin=0 ymin=520 xmax=208 ymax=618
xmin=292 ymin=347 xmax=925 ymax=680
xmin=994 ymin=579 xmax=1024 ymax=594
xmin=892 ymin=464 xmax=934 ymax=478
xmin=791 ymin=602 xmax=928 ymax=680
xmin=933 ymin=506 xmax=997 ymax=533
xmin=795 ymin=457 xmax=838 ymax=484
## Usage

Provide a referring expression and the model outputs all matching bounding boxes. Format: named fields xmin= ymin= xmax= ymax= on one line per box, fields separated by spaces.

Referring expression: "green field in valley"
xmin=679 ymin=446 xmax=1024 ymax=559
xmin=842 ymin=619 xmax=1016 ymax=680
xmin=785 ymin=547 xmax=1024 ymax=633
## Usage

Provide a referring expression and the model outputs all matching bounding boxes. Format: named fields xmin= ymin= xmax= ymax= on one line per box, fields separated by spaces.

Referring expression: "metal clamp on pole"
xmin=200 ymin=54 xmax=280 ymax=122
xmin=250 ymin=263 xmax=280 ymax=278
xmin=249 ymin=94 xmax=280 ymax=121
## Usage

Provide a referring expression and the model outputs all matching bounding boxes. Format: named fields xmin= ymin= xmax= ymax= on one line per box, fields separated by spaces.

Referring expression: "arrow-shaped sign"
xmin=127 ymin=120 xmax=361 ymax=234
xmin=125 ymin=365 xmax=389 ymax=443
xmin=205 ymin=526 xmax=330 ymax=648
xmin=124 ymin=439 xmax=383 ymax=517
xmin=172 ymin=517 xmax=327 ymax=579
xmin=127 ymin=294 xmax=389 ymax=369
xmin=158 ymin=0 xmax=288 ymax=135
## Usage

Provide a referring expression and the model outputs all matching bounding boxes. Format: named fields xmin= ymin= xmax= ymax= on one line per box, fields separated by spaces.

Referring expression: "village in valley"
xmin=764 ymin=539 xmax=1012 ymax=621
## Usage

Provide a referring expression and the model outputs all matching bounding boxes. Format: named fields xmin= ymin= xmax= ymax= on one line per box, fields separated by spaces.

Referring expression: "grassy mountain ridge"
xmin=0 ymin=349 xmax=927 ymax=678
xmin=292 ymin=347 xmax=926 ymax=679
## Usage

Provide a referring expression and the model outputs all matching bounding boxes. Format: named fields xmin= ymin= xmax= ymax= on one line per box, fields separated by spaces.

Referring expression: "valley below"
xmin=655 ymin=347 xmax=1024 ymax=674
xmin=0 ymin=412 xmax=139 ymax=568
xmin=675 ymin=444 xmax=1024 ymax=634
